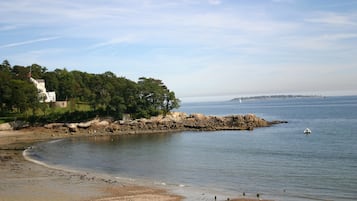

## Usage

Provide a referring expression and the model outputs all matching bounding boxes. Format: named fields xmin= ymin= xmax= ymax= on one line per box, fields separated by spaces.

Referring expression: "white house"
xmin=30 ymin=77 xmax=56 ymax=103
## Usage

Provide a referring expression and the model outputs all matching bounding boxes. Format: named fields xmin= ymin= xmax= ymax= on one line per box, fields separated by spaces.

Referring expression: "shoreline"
xmin=0 ymin=127 xmax=274 ymax=201
xmin=0 ymin=129 xmax=184 ymax=201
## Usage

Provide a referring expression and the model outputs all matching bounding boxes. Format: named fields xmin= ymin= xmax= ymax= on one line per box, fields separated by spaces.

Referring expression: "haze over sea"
xmin=28 ymin=96 xmax=357 ymax=201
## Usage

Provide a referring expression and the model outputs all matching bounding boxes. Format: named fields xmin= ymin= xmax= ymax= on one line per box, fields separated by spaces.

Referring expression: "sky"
xmin=1 ymin=0 xmax=357 ymax=101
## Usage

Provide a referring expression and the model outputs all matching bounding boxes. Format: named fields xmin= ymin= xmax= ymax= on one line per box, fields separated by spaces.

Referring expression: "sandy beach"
xmin=0 ymin=129 xmax=272 ymax=201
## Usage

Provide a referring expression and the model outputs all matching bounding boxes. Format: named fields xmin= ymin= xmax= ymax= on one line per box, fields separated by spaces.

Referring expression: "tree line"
xmin=0 ymin=60 xmax=180 ymax=121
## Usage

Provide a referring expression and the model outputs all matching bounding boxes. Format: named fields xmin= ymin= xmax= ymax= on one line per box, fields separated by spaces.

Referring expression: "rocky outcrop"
xmin=42 ymin=112 xmax=287 ymax=134
xmin=11 ymin=120 xmax=29 ymax=130
xmin=0 ymin=121 xmax=30 ymax=131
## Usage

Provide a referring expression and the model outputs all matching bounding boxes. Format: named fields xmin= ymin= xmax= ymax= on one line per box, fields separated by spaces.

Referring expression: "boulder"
xmin=44 ymin=123 xmax=64 ymax=129
xmin=0 ymin=123 xmax=12 ymax=131
xmin=190 ymin=113 xmax=207 ymax=121
xmin=10 ymin=120 xmax=29 ymax=130
xmin=78 ymin=119 xmax=99 ymax=128
xmin=65 ymin=123 xmax=78 ymax=132
xmin=95 ymin=120 xmax=110 ymax=127
xmin=163 ymin=112 xmax=188 ymax=122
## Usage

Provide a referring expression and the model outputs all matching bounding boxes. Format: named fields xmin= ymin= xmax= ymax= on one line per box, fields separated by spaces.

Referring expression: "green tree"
xmin=136 ymin=77 xmax=180 ymax=118
xmin=120 ymin=78 xmax=139 ymax=114
xmin=89 ymin=75 xmax=104 ymax=110
xmin=108 ymin=95 xmax=126 ymax=118
xmin=0 ymin=60 xmax=180 ymax=121
xmin=0 ymin=60 xmax=11 ymax=73
xmin=28 ymin=63 xmax=47 ymax=78
xmin=9 ymin=79 xmax=38 ymax=114
xmin=162 ymin=91 xmax=180 ymax=116
xmin=12 ymin=65 xmax=30 ymax=80
xmin=71 ymin=71 xmax=87 ymax=101
xmin=55 ymin=69 xmax=76 ymax=100
xmin=43 ymin=71 xmax=59 ymax=92
xmin=0 ymin=61 xmax=12 ymax=113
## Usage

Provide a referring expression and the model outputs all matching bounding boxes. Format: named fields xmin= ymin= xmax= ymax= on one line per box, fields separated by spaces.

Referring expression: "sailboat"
xmin=304 ymin=128 xmax=311 ymax=135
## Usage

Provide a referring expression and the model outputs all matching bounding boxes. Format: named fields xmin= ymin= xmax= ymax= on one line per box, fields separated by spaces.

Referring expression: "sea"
xmin=25 ymin=96 xmax=357 ymax=201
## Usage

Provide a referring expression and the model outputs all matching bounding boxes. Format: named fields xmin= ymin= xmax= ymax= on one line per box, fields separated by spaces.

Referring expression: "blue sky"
xmin=1 ymin=0 xmax=357 ymax=101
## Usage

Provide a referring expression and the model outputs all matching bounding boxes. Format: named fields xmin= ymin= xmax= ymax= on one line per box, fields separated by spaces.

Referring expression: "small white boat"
xmin=304 ymin=128 xmax=311 ymax=135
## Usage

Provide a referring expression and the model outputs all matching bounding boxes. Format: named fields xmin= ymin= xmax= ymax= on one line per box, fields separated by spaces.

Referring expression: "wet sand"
xmin=0 ymin=129 xmax=271 ymax=201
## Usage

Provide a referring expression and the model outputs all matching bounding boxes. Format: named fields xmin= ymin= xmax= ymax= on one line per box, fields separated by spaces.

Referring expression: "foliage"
xmin=0 ymin=60 xmax=39 ymax=115
xmin=0 ymin=60 xmax=180 ymax=122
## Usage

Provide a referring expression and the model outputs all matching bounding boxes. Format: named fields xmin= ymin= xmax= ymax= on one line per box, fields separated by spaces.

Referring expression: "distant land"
xmin=231 ymin=95 xmax=324 ymax=102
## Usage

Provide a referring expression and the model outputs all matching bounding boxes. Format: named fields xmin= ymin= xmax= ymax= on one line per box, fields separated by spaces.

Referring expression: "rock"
xmin=10 ymin=120 xmax=29 ymax=130
xmin=65 ymin=123 xmax=78 ymax=132
xmin=0 ymin=123 xmax=12 ymax=131
xmin=150 ymin=115 xmax=164 ymax=122
xmin=0 ymin=121 xmax=29 ymax=131
xmin=94 ymin=120 xmax=110 ymax=127
xmin=190 ymin=113 xmax=208 ymax=121
xmin=44 ymin=123 xmax=64 ymax=129
xmin=77 ymin=120 xmax=95 ymax=128
xmin=38 ymin=112 xmax=286 ymax=133
xmin=163 ymin=112 xmax=188 ymax=122
xmin=270 ymin=120 xmax=288 ymax=124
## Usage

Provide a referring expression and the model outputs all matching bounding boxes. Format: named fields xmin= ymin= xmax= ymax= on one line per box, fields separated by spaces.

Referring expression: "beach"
xmin=0 ymin=129 xmax=183 ymax=201
xmin=0 ymin=129 xmax=270 ymax=201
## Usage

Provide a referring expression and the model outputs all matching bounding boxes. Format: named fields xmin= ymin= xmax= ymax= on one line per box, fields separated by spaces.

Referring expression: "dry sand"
xmin=0 ymin=129 xmax=271 ymax=201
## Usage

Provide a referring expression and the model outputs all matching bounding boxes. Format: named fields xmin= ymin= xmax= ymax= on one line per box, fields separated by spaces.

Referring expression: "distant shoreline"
xmin=231 ymin=95 xmax=324 ymax=102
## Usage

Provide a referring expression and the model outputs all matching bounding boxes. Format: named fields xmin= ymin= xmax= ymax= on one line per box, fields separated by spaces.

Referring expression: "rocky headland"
xmin=41 ymin=112 xmax=287 ymax=134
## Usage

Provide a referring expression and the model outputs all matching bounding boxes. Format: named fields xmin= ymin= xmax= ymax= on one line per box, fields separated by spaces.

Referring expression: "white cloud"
xmin=305 ymin=12 xmax=357 ymax=26
xmin=89 ymin=36 xmax=140 ymax=49
xmin=320 ymin=33 xmax=357 ymax=41
xmin=0 ymin=36 xmax=60 ymax=48
xmin=208 ymin=0 xmax=222 ymax=5
xmin=0 ymin=25 xmax=18 ymax=31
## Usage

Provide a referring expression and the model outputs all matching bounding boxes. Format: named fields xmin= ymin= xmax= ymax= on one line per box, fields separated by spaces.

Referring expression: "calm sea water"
xmin=28 ymin=96 xmax=357 ymax=201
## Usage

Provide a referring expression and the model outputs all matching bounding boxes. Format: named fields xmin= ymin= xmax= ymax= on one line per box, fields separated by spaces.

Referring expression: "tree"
xmin=0 ymin=60 xmax=181 ymax=121
xmin=136 ymin=77 xmax=180 ymax=118
xmin=28 ymin=63 xmax=46 ymax=78
xmin=55 ymin=69 xmax=76 ymax=100
xmin=108 ymin=95 xmax=126 ymax=118
xmin=12 ymin=65 xmax=29 ymax=80
xmin=89 ymin=75 xmax=107 ymax=110
xmin=0 ymin=61 xmax=13 ymax=113
xmin=162 ymin=91 xmax=180 ymax=116
xmin=0 ymin=73 xmax=12 ymax=113
xmin=9 ymin=79 xmax=38 ymax=114
xmin=111 ymin=77 xmax=140 ymax=115
xmin=71 ymin=71 xmax=86 ymax=101
xmin=0 ymin=60 xmax=11 ymax=73
xmin=43 ymin=71 xmax=59 ymax=92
